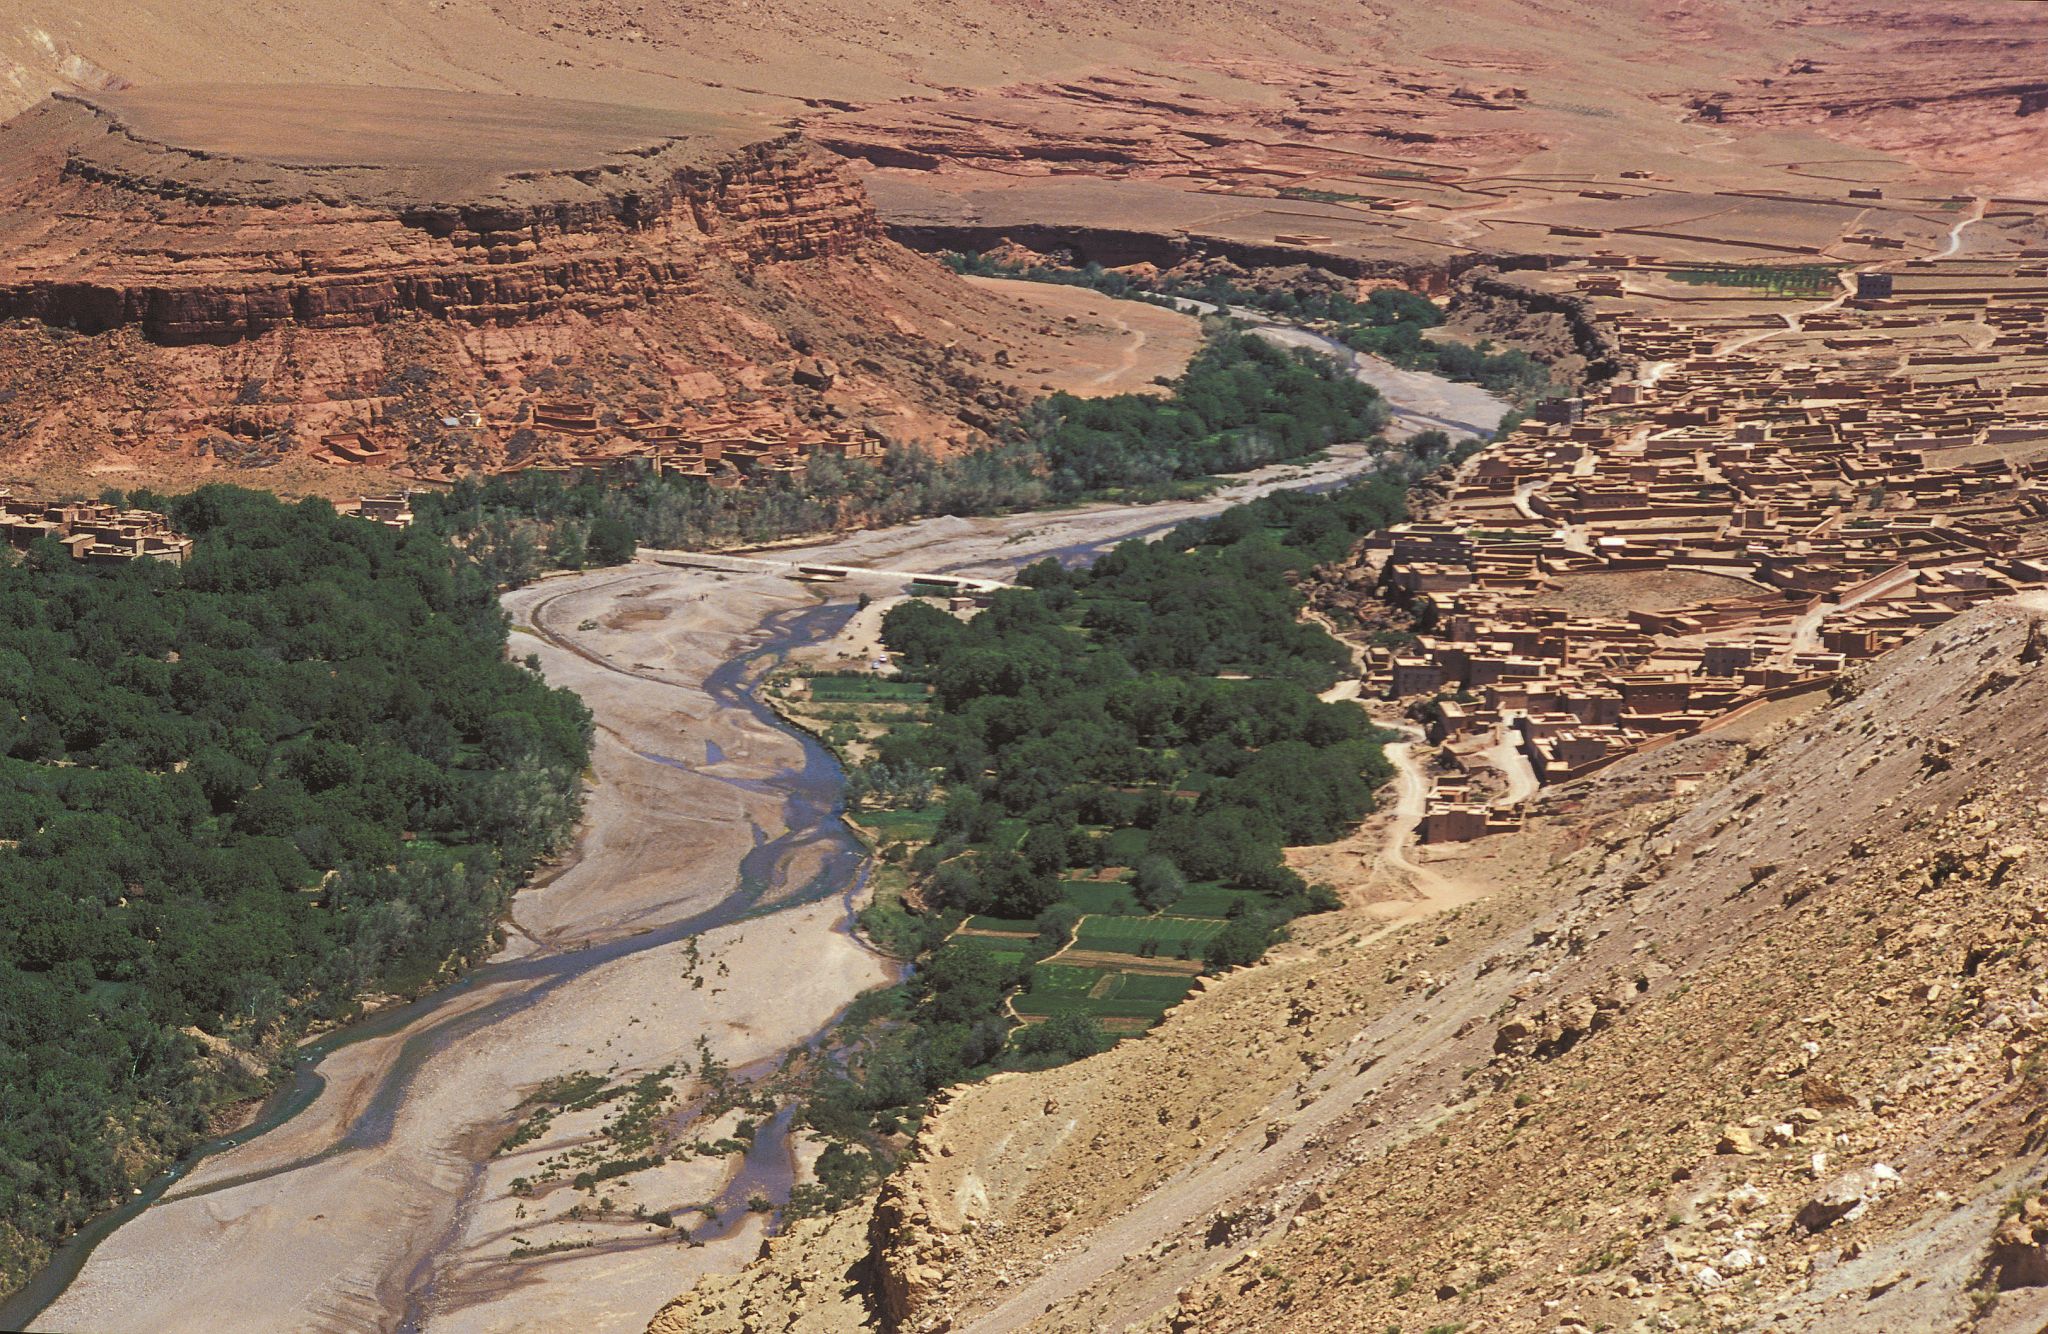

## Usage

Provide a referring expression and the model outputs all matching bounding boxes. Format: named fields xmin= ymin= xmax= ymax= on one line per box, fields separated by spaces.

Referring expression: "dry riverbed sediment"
xmin=32 ymin=442 xmax=1398 ymax=1334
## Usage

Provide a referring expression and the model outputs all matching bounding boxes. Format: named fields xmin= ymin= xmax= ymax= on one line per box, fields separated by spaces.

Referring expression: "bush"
xmin=1203 ymin=915 xmax=1280 ymax=971
xmin=1011 ymin=1012 xmax=1109 ymax=1063
xmin=1130 ymin=854 xmax=1188 ymax=912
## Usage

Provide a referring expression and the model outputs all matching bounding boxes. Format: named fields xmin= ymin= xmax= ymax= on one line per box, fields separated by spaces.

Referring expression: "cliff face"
xmin=0 ymin=96 xmax=877 ymax=344
xmin=1444 ymin=265 xmax=1628 ymax=385
xmin=0 ymin=86 xmax=1045 ymax=487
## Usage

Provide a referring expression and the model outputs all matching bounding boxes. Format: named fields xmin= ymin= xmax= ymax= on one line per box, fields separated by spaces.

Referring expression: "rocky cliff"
xmin=0 ymin=90 xmax=877 ymax=344
xmin=0 ymin=85 xmax=1046 ymax=487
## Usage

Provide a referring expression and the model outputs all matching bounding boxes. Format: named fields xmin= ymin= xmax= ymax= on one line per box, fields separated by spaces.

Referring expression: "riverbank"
xmin=23 ymin=441 xmax=1408 ymax=1334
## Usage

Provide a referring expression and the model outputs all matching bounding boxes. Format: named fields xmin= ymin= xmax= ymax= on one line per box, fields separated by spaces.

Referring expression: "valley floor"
xmin=27 ymin=445 xmax=1401 ymax=1334
xmin=657 ymin=591 xmax=2048 ymax=1334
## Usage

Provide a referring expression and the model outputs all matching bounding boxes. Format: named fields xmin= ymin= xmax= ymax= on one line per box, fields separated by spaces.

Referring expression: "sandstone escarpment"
xmin=0 ymin=89 xmax=877 ymax=344
xmin=1444 ymin=265 xmax=1627 ymax=384
xmin=0 ymin=84 xmax=1057 ymax=486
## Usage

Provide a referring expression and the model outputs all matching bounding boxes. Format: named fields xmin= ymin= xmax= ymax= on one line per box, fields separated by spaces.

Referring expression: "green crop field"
xmin=806 ymin=676 xmax=931 ymax=703
xmin=1014 ymin=964 xmax=1191 ymax=1021
xmin=1014 ymin=964 xmax=1102 ymax=1016
xmin=962 ymin=914 xmax=1037 ymax=935
xmin=1074 ymin=915 xmax=1225 ymax=955
xmin=1013 ymin=964 xmax=1189 ymax=1021
xmin=1163 ymin=884 xmax=1264 ymax=917
xmin=1114 ymin=973 xmax=1197 ymax=1005
xmin=1060 ymin=880 xmax=1141 ymax=915
xmin=850 ymin=809 xmax=942 ymax=842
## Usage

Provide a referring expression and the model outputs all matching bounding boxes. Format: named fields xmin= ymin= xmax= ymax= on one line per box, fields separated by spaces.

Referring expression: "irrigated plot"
xmin=960 ymin=914 xmax=1037 ymax=936
xmin=1060 ymin=880 xmax=1141 ymax=914
xmin=1013 ymin=964 xmax=1103 ymax=1016
xmin=1073 ymin=914 xmax=1225 ymax=956
xmin=805 ymin=677 xmax=932 ymax=703
xmin=1163 ymin=884 xmax=1265 ymax=917
xmin=850 ymin=809 xmax=942 ymax=842
xmin=1012 ymin=963 xmax=1193 ymax=1022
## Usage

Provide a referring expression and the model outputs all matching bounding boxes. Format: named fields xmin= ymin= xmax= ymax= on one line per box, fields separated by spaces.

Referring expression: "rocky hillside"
xmin=654 ymin=591 xmax=2048 ymax=1333
xmin=0 ymin=85 xmax=1037 ymax=489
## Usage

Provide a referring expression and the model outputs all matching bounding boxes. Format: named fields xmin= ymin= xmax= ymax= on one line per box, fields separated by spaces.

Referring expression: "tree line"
xmin=414 ymin=331 xmax=1387 ymax=586
xmin=0 ymin=487 xmax=592 ymax=1296
xmin=792 ymin=476 xmax=1410 ymax=1199
xmin=946 ymin=250 xmax=1557 ymax=403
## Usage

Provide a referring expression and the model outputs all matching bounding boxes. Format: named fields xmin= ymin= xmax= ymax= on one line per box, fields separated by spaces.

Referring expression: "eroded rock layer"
xmin=0 ymin=85 xmax=1037 ymax=485
xmin=0 ymin=88 xmax=875 ymax=343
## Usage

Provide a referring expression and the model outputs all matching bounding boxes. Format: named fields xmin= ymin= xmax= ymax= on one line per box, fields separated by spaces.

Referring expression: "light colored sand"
xmin=87 ymin=85 xmax=745 ymax=177
xmin=962 ymin=276 xmax=1202 ymax=398
xmin=36 ymin=436 xmax=1414 ymax=1334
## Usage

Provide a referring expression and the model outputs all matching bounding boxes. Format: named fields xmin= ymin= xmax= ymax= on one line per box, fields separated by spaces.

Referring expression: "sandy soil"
xmin=961 ymin=276 xmax=1202 ymax=397
xmin=1535 ymin=567 xmax=1763 ymax=615
xmin=32 ymin=434 xmax=1414 ymax=1334
xmin=86 ymin=85 xmax=748 ymax=190
xmin=1249 ymin=323 xmax=1514 ymax=439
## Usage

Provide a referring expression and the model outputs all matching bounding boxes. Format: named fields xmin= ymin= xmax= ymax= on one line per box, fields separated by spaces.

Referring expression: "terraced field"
xmin=1012 ymin=962 xmax=1196 ymax=1029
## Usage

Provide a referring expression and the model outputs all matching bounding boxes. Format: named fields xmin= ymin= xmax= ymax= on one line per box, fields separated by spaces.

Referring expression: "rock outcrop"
xmin=0 ymin=85 xmax=1041 ymax=486
xmin=0 ymin=90 xmax=877 ymax=344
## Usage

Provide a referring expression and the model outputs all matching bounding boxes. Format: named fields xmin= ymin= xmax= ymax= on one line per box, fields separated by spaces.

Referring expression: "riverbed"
xmin=19 ymin=440 xmax=1422 ymax=1334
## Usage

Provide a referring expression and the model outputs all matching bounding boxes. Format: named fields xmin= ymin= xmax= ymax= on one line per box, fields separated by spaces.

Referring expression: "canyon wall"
xmin=0 ymin=98 xmax=878 ymax=344
xmin=0 ymin=88 xmax=1043 ymax=489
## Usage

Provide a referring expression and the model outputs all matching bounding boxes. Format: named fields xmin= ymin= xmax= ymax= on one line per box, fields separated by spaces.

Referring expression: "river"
xmin=10 ymin=426 xmax=1498 ymax=1333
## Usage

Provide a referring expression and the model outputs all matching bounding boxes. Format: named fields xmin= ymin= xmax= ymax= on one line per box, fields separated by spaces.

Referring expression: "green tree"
xmin=1130 ymin=854 xmax=1187 ymax=913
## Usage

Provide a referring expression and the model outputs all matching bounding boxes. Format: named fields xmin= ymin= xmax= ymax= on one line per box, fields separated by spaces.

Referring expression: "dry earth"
xmin=0 ymin=1 xmax=2039 ymax=488
xmin=651 ymin=595 xmax=2048 ymax=1333
xmin=961 ymin=277 xmax=1202 ymax=399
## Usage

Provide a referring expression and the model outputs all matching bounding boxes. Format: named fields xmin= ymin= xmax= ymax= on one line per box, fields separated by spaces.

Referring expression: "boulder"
xmin=1797 ymin=1163 xmax=1899 ymax=1232
xmin=1988 ymin=1199 xmax=2048 ymax=1290
xmin=792 ymin=356 xmax=839 ymax=390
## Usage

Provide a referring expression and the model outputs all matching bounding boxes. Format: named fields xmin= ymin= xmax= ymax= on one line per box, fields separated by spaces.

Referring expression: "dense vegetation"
xmin=1670 ymin=262 xmax=1843 ymax=298
xmin=945 ymin=250 xmax=1557 ymax=401
xmin=788 ymin=476 xmax=1411 ymax=1208
xmin=416 ymin=331 xmax=1387 ymax=585
xmin=0 ymin=488 xmax=591 ymax=1294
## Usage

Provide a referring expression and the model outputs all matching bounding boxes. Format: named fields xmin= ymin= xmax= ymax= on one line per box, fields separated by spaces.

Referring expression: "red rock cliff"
xmin=0 ymin=92 xmax=880 ymax=344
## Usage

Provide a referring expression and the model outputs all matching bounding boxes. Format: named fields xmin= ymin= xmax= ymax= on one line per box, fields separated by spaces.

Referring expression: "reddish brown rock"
xmin=0 ymin=85 xmax=1036 ymax=486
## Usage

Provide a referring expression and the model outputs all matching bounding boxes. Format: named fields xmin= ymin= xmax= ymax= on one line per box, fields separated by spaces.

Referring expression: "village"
xmin=1361 ymin=240 xmax=2048 ymax=841
xmin=0 ymin=490 xmax=192 ymax=565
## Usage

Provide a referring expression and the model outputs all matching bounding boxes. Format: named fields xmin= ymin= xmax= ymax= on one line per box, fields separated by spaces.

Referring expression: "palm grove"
xmin=0 ymin=489 xmax=591 ymax=1294
xmin=0 ymin=317 xmax=1445 ymax=1281
xmin=791 ymin=479 xmax=1410 ymax=1207
xmin=418 ymin=330 xmax=1391 ymax=582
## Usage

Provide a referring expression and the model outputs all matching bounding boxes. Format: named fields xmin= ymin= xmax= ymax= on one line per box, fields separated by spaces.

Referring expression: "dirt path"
xmin=961 ymin=730 xmax=1500 ymax=1334
xmin=1476 ymin=719 xmax=1540 ymax=805
xmin=962 ymin=275 xmax=1201 ymax=398
xmin=1714 ymin=193 xmax=1986 ymax=360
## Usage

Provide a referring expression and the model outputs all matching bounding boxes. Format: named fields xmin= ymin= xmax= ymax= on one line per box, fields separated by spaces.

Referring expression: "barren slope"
xmin=5 ymin=1 xmax=2045 ymax=270
xmin=656 ymin=593 xmax=2048 ymax=1333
